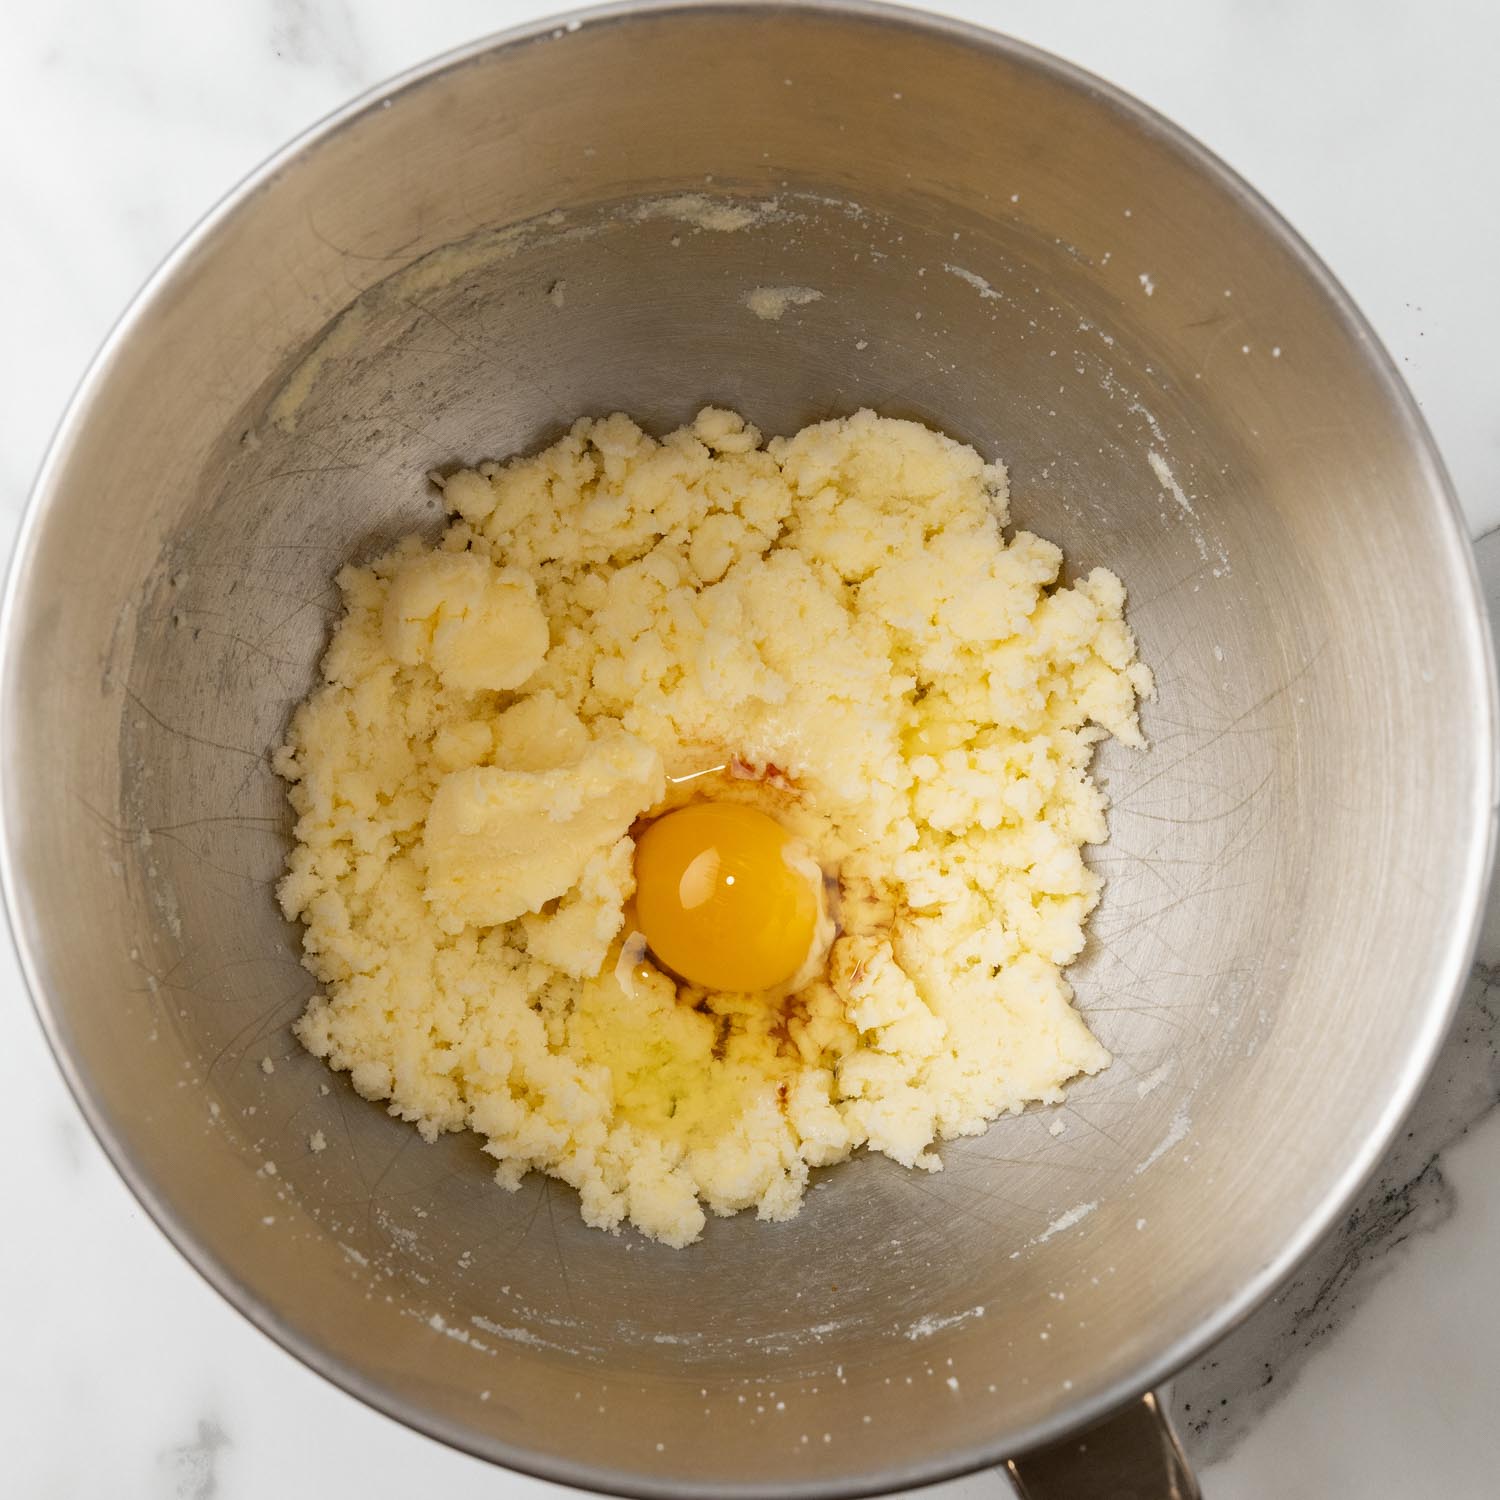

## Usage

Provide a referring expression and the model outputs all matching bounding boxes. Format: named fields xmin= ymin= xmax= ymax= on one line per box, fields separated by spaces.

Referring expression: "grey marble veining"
xmin=269 ymin=0 xmax=368 ymax=87
xmin=160 ymin=1418 xmax=231 ymax=1500
xmin=1175 ymin=963 xmax=1500 ymax=1463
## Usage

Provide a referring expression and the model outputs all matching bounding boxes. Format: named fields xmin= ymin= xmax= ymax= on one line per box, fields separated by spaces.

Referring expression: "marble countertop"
xmin=4 ymin=2 xmax=1499 ymax=1496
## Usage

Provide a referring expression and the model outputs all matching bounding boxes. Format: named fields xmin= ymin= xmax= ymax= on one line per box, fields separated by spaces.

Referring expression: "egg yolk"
xmin=632 ymin=802 xmax=821 ymax=993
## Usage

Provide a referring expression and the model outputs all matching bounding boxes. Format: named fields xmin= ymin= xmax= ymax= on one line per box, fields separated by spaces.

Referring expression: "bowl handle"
xmin=1004 ymin=1391 xmax=1200 ymax=1499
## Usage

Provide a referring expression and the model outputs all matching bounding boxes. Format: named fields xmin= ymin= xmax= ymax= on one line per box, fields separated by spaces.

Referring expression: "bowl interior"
xmin=4 ymin=7 xmax=1490 ymax=1496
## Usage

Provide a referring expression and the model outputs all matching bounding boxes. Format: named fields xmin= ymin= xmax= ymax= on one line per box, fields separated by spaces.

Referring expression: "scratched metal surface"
xmin=2 ymin=7 xmax=1492 ymax=1497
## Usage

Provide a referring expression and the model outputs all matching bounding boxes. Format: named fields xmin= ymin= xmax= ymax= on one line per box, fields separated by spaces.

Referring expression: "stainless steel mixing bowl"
xmin=3 ymin=4 xmax=1494 ymax=1497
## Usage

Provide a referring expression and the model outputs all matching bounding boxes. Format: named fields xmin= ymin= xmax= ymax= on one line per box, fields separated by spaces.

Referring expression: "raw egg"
xmin=633 ymin=801 xmax=821 ymax=992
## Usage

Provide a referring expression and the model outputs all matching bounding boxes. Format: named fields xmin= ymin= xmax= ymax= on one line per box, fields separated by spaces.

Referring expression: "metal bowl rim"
xmin=2 ymin=2 xmax=1495 ymax=1495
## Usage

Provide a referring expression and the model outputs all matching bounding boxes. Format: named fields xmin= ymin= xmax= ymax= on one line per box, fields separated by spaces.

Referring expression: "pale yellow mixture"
xmin=275 ymin=408 xmax=1152 ymax=1246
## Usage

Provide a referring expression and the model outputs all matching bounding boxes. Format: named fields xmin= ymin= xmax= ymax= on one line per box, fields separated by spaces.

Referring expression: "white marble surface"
xmin=4 ymin=2 xmax=1500 ymax=1496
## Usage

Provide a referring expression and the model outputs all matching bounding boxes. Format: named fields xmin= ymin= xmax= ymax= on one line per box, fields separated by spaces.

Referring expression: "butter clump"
xmin=422 ymin=730 xmax=663 ymax=933
xmin=275 ymin=408 xmax=1152 ymax=1248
